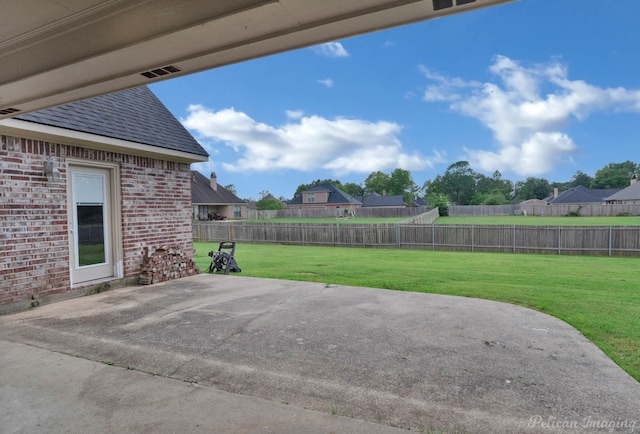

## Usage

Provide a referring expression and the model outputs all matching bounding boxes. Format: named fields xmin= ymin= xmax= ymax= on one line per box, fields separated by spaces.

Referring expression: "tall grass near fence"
xmin=194 ymin=242 xmax=640 ymax=382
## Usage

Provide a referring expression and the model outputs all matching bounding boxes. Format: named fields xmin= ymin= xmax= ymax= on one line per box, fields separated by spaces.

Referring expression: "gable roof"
xmin=15 ymin=86 xmax=207 ymax=158
xmin=357 ymin=192 xmax=406 ymax=207
xmin=411 ymin=198 xmax=426 ymax=207
xmin=603 ymin=181 xmax=640 ymax=201
xmin=546 ymin=185 xmax=622 ymax=204
xmin=191 ymin=171 xmax=246 ymax=205
xmin=286 ymin=183 xmax=361 ymax=206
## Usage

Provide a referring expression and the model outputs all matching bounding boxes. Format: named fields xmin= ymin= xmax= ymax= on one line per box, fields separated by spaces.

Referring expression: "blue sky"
xmin=151 ymin=0 xmax=640 ymax=200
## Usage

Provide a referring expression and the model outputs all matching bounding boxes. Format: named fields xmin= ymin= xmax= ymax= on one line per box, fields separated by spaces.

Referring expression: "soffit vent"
xmin=0 ymin=107 xmax=21 ymax=115
xmin=140 ymin=65 xmax=182 ymax=79
xmin=433 ymin=0 xmax=475 ymax=10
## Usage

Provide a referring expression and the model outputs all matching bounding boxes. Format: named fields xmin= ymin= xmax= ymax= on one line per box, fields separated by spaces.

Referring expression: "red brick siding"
xmin=1 ymin=134 xmax=195 ymax=311
xmin=120 ymin=158 xmax=194 ymax=277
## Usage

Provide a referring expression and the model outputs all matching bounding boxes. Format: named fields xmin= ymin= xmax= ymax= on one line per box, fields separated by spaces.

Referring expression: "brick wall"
xmin=119 ymin=156 xmax=194 ymax=277
xmin=1 ymin=133 xmax=196 ymax=313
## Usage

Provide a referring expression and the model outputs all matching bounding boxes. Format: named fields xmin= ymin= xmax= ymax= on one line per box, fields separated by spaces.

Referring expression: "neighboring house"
xmin=356 ymin=192 xmax=406 ymax=208
xmin=545 ymin=185 xmax=622 ymax=205
xmin=604 ymin=176 xmax=640 ymax=204
xmin=287 ymin=183 xmax=409 ymax=213
xmin=286 ymin=183 xmax=361 ymax=213
xmin=411 ymin=197 xmax=427 ymax=207
xmin=0 ymin=86 xmax=208 ymax=313
xmin=191 ymin=171 xmax=247 ymax=220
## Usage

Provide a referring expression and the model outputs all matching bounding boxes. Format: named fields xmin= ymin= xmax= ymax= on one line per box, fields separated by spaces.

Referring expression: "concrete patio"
xmin=1 ymin=274 xmax=638 ymax=433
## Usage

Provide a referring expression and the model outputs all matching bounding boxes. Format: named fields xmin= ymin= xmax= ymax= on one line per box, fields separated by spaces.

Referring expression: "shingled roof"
xmin=286 ymin=183 xmax=361 ymax=206
xmin=191 ymin=171 xmax=246 ymax=205
xmin=603 ymin=181 xmax=640 ymax=202
xmin=356 ymin=192 xmax=406 ymax=207
xmin=16 ymin=86 xmax=207 ymax=157
xmin=546 ymin=185 xmax=621 ymax=204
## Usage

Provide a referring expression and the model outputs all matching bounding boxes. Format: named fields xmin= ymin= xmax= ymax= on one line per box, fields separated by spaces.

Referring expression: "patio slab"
xmin=1 ymin=274 xmax=638 ymax=433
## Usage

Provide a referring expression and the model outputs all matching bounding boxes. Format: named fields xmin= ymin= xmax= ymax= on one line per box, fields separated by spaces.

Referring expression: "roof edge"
xmin=0 ymin=118 xmax=208 ymax=164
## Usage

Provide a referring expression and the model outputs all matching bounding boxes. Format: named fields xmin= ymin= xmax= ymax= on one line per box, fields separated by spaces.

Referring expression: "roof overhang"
xmin=0 ymin=118 xmax=209 ymax=164
xmin=0 ymin=0 xmax=515 ymax=119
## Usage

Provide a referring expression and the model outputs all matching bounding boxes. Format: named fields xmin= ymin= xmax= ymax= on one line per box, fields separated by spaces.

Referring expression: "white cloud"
xmin=311 ymin=42 xmax=349 ymax=58
xmin=317 ymin=78 xmax=334 ymax=88
xmin=421 ymin=55 xmax=640 ymax=176
xmin=465 ymin=132 xmax=577 ymax=176
xmin=286 ymin=110 xmax=304 ymax=119
xmin=182 ymin=106 xmax=442 ymax=174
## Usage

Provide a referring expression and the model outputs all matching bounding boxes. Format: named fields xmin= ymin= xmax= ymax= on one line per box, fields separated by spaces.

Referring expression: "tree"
xmin=388 ymin=168 xmax=419 ymax=203
xmin=515 ymin=177 xmax=552 ymax=201
xmin=591 ymin=161 xmax=638 ymax=189
xmin=567 ymin=170 xmax=593 ymax=188
xmin=476 ymin=170 xmax=514 ymax=201
xmin=341 ymin=182 xmax=365 ymax=197
xmin=363 ymin=171 xmax=390 ymax=195
xmin=426 ymin=161 xmax=477 ymax=205
xmin=256 ymin=197 xmax=285 ymax=210
xmin=483 ymin=190 xmax=509 ymax=205
xmin=425 ymin=192 xmax=449 ymax=216
xmin=223 ymin=184 xmax=237 ymax=195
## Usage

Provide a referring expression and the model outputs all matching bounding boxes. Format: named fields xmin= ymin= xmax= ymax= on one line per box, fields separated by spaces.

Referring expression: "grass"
xmin=436 ymin=215 xmax=640 ymax=226
xmin=78 ymin=243 xmax=105 ymax=266
xmin=194 ymin=242 xmax=640 ymax=382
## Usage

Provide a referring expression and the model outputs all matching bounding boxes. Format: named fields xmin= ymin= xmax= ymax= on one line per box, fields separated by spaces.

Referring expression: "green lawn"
xmin=436 ymin=215 xmax=640 ymax=226
xmin=194 ymin=242 xmax=640 ymax=382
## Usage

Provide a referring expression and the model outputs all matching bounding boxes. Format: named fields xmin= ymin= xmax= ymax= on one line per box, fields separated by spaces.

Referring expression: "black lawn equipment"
xmin=207 ymin=241 xmax=241 ymax=274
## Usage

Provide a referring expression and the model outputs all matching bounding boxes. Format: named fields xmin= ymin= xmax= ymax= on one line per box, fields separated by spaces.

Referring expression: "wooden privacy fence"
xmin=247 ymin=206 xmax=428 ymax=220
xmin=450 ymin=204 xmax=640 ymax=217
xmin=194 ymin=221 xmax=640 ymax=257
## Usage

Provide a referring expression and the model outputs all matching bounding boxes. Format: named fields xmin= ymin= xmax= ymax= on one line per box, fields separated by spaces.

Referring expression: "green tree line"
xmin=286 ymin=160 xmax=638 ymax=210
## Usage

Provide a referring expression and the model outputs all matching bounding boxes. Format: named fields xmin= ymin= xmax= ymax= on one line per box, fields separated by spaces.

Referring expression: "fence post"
xmin=471 ymin=225 xmax=475 ymax=252
xmin=396 ymin=224 xmax=401 ymax=249
xmin=513 ymin=225 xmax=516 ymax=253
xmin=609 ymin=226 xmax=612 ymax=257
xmin=558 ymin=226 xmax=561 ymax=255
xmin=227 ymin=223 xmax=232 ymax=241
xmin=432 ymin=224 xmax=435 ymax=250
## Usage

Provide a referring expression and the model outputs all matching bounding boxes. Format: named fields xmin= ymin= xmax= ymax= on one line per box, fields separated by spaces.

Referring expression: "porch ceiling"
xmin=0 ymin=0 xmax=514 ymax=119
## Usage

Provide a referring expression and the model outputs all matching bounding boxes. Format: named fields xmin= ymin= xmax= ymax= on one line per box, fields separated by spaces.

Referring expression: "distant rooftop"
xmin=191 ymin=171 xmax=246 ymax=205
xmin=546 ymin=185 xmax=621 ymax=204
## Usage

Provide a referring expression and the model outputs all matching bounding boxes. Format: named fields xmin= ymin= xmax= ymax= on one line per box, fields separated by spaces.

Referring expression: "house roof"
xmin=603 ymin=182 xmax=640 ymax=201
xmin=545 ymin=185 xmax=622 ymax=204
xmin=411 ymin=198 xmax=426 ymax=207
xmin=286 ymin=183 xmax=361 ymax=206
xmin=16 ymin=86 xmax=207 ymax=158
xmin=356 ymin=192 xmax=405 ymax=207
xmin=191 ymin=171 xmax=246 ymax=205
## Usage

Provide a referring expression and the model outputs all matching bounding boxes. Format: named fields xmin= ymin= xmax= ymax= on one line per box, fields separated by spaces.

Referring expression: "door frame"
xmin=66 ymin=159 xmax=123 ymax=286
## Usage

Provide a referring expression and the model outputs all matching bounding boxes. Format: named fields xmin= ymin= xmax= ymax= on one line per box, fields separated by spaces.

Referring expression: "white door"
xmin=69 ymin=166 xmax=114 ymax=284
